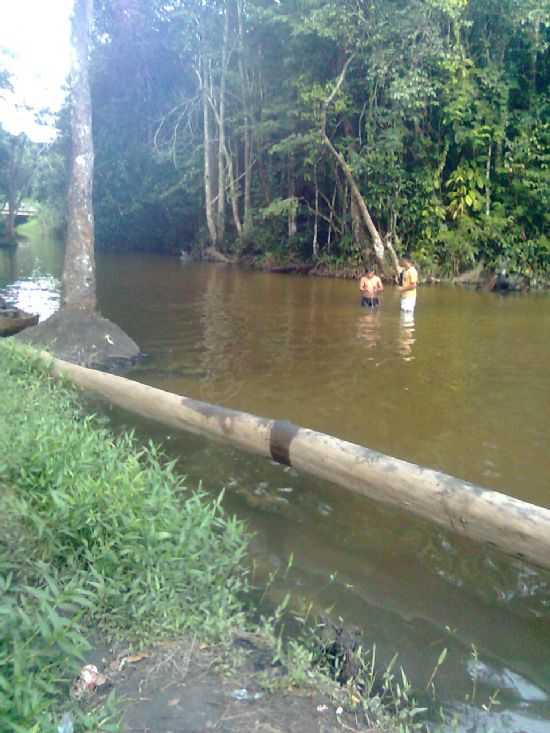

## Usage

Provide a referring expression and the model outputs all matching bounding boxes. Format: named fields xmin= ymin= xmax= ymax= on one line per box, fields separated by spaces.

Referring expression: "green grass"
xmin=0 ymin=341 xmax=250 ymax=731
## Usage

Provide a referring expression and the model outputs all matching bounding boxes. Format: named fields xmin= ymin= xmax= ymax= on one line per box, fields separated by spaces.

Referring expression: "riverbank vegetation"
xmin=1 ymin=341 xmax=448 ymax=732
xmin=20 ymin=0 xmax=549 ymax=284
xmin=0 ymin=342 xmax=249 ymax=730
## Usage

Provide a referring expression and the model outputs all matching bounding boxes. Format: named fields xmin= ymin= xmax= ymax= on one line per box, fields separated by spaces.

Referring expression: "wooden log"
xmin=40 ymin=350 xmax=550 ymax=571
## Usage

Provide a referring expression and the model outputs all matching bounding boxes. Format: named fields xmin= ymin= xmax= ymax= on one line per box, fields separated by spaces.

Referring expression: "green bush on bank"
xmin=0 ymin=342 xmax=249 ymax=730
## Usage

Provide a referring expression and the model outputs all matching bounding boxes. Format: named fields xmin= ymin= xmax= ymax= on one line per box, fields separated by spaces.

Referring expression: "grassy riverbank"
xmin=0 ymin=342 xmax=443 ymax=733
xmin=0 ymin=342 xmax=250 ymax=730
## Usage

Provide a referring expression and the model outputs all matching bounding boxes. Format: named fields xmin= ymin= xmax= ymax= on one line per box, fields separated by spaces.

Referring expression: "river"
xmin=2 ymin=231 xmax=550 ymax=732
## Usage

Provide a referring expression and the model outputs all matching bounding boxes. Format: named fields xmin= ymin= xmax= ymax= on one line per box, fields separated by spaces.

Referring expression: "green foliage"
xmin=260 ymin=197 xmax=299 ymax=220
xmin=446 ymin=166 xmax=485 ymax=220
xmin=0 ymin=349 xmax=250 ymax=636
xmin=0 ymin=554 xmax=94 ymax=733
xmin=24 ymin=0 xmax=550 ymax=280
xmin=30 ymin=140 xmax=68 ymax=233
xmin=0 ymin=341 xmax=251 ymax=729
xmin=0 ymin=343 xmax=250 ymax=642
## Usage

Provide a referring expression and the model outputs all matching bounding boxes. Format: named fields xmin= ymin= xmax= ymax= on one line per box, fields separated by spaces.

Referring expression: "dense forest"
xmin=1 ymin=0 xmax=549 ymax=280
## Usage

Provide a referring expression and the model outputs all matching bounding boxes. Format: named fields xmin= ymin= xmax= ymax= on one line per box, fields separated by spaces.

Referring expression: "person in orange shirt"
xmin=359 ymin=267 xmax=384 ymax=308
xmin=398 ymin=256 xmax=418 ymax=314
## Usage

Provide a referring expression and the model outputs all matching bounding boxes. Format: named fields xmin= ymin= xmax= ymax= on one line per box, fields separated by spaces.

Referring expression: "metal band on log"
xmin=41 ymin=351 xmax=550 ymax=571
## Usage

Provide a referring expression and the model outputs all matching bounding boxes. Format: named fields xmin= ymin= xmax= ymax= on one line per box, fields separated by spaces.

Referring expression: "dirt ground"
xmin=85 ymin=634 xmax=377 ymax=733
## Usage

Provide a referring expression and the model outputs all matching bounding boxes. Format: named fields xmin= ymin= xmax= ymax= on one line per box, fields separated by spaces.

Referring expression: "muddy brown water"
xmin=2 ymin=235 xmax=550 ymax=732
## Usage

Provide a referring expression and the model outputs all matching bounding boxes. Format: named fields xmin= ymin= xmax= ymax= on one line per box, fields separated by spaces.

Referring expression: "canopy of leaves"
xmin=33 ymin=0 xmax=550 ymax=277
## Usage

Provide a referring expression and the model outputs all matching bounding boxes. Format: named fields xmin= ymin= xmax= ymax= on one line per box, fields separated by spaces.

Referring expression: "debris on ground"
xmin=71 ymin=664 xmax=110 ymax=700
xmin=229 ymin=687 xmax=264 ymax=701
xmin=80 ymin=636 xmax=377 ymax=732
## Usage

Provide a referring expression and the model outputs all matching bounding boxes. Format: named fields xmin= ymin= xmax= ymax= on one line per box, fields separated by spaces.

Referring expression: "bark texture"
xmin=63 ymin=0 xmax=96 ymax=311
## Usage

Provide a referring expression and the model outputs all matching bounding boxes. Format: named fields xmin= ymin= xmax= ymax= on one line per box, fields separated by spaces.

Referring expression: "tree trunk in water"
xmin=63 ymin=0 xmax=96 ymax=311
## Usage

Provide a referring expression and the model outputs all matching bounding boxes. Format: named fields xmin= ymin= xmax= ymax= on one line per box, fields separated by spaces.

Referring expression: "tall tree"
xmin=83 ymin=0 xmax=550 ymax=281
xmin=63 ymin=0 xmax=96 ymax=310
xmin=16 ymin=0 xmax=140 ymax=369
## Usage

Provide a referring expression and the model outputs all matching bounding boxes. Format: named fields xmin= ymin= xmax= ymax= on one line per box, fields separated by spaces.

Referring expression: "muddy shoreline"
xmin=81 ymin=629 xmax=386 ymax=733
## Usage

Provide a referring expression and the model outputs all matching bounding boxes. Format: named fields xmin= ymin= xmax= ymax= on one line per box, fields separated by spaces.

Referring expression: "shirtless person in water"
xmin=359 ymin=268 xmax=384 ymax=308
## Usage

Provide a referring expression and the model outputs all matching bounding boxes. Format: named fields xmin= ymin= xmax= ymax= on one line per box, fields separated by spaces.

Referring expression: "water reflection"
xmin=398 ymin=311 xmax=416 ymax=362
xmin=356 ymin=309 xmax=382 ymax=351
xmin=3 ymin=275 xmax=61 ymax=321
xmin=0 ymin=230 xmax=63 ymax=320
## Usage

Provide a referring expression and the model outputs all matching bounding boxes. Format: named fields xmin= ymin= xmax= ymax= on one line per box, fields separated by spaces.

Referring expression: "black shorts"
xmin=361 ymin=296 xmax=379 ymax=308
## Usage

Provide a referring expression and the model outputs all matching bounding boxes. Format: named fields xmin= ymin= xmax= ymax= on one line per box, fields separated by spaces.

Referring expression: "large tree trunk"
xmin=17 ymin=0 xmax=140 ymax=369
xmin=63 ymin=0 xmax=96 ymax=311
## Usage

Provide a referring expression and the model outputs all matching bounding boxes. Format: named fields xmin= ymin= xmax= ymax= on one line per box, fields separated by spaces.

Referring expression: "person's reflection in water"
xmin=356 ymin=309 xmax=382 ymax=359
xmin=398 ymin=311 xmax=416 ymax=362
